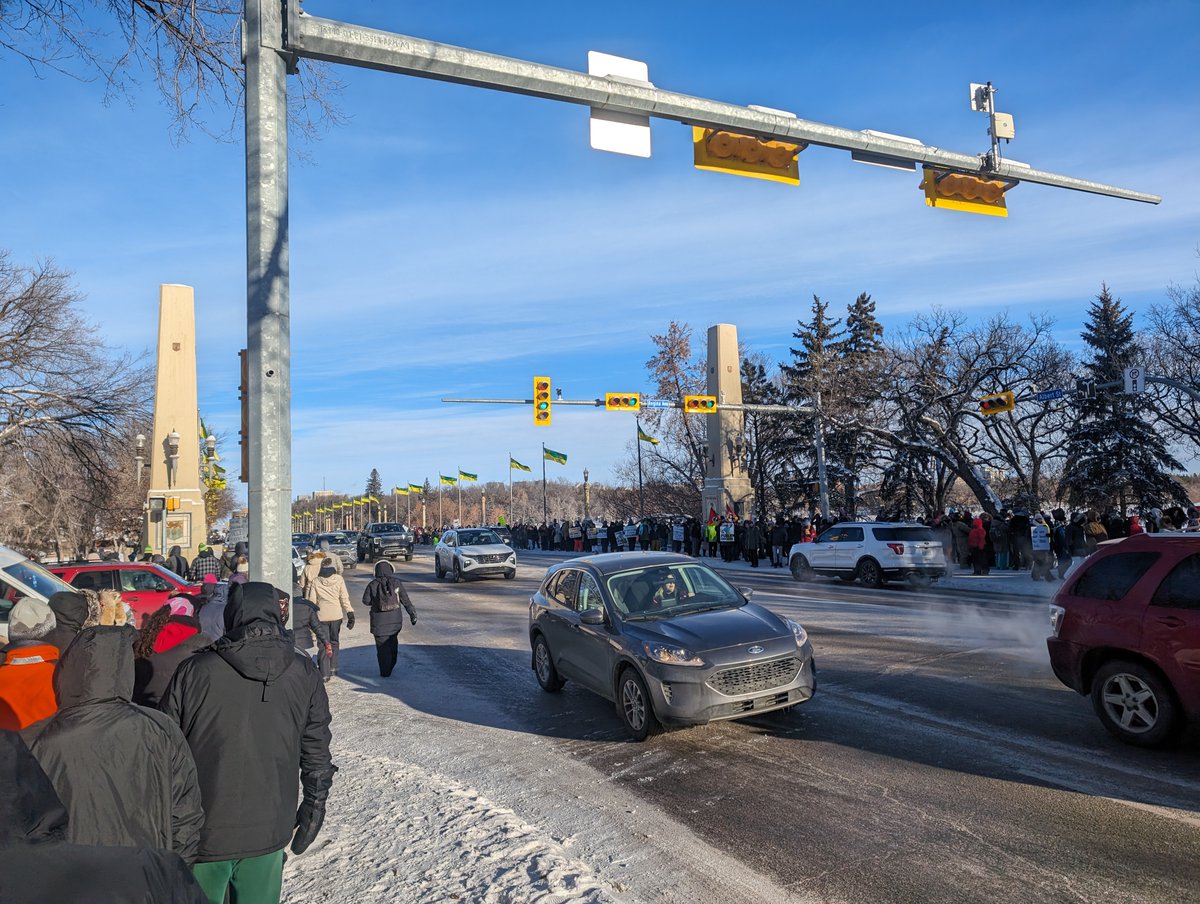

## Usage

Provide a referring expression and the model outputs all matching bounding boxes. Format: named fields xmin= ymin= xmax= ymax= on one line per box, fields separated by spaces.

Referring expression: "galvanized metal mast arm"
xmin=288 ymin=13 xmax=1159 ymax=205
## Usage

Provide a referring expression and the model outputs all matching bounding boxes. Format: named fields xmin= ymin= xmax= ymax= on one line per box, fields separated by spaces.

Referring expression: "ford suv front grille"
xmin=708 ymin=656 xmax=800 ymax=697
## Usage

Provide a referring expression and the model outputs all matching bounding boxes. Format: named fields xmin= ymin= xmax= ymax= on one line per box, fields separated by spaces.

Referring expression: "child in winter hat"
xmin=5 ymin=599 xmax=56 ymax=642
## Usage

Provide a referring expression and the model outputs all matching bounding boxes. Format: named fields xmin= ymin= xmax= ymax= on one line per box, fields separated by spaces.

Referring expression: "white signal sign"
xmin=1124 ymin=366 xmax=1146 ymax=394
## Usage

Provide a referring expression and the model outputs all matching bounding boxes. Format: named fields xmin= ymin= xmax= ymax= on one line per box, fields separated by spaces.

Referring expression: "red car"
xmin=1047 ymin=534 xmax=1200 ymax=747
xmin=48 ymin=562 xmax=202 ymax=626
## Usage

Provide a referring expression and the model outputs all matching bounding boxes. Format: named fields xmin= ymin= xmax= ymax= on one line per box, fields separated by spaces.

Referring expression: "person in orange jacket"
xmin=0 ymin=598 xmax=60 ymax=738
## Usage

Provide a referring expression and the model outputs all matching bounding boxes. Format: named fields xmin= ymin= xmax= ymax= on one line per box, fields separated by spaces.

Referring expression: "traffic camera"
xmin=605 ymin=393 xmax=641 ymax=412
xmin=534 ymin=376 xmax=552 ymax=426
xmin=683 ymin=395 xmax=717 ymax=413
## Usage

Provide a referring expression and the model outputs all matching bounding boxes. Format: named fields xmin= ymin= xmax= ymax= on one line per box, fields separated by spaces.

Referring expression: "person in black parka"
xmin=31 ymin=620 xmax=204 ymax=865
xmin=0 ymin=732 xmax=208 ymax=904
xmin=361 ymin=560 xmax=417 ymax=677
xmin=290 ymin=589 xmax=329 ymax=660
xmin=43 ymin=590 xmax=99 ymax=656
xmin=161 ymin=581 xmax=335 ymax=904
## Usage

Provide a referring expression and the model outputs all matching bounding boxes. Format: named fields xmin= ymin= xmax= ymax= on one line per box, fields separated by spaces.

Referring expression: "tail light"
xmin=886 ymin=542 xmax=905 ymax=555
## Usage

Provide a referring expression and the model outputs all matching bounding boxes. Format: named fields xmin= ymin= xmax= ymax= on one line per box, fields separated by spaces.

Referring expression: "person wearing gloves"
xmin=309 ymin=557 xmax=353 ymax=681
xmin=161 ymin=581 xmax=335 ymax=904
xmin=361 ymin=560 xmax=418 ymax=678
xmin=31 ymin=595 xmax=204 ymax=866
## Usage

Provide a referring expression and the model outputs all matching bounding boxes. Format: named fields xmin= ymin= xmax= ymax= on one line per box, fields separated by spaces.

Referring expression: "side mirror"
xmin=580 ymin=607 xmax=606 ymax=626
xmin=738 ymin=586 xmax=754 ymax=601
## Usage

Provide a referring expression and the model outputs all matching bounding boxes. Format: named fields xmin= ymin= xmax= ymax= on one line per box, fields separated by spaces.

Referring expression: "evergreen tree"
xmin=366 ymin=469 xmax=383 ymax=521
xmin=828 ymin=292 xmax=886 ymax=513
xmin=1059 ymin=285 xmax=1188 ymax=512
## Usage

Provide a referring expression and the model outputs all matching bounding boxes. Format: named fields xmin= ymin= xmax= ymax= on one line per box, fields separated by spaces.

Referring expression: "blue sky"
xmin=2 ymin=0 xmax=1198 ymax=499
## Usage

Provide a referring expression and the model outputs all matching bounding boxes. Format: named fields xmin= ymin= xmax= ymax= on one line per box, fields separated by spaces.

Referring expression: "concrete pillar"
xmin=144 ymin=285 xmax=208 ymax=561
xmin=701 ymin=324 xmax=754 ymax=522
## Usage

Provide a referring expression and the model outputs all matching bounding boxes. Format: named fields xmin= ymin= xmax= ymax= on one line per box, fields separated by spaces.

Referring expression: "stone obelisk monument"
xmin=144 ymin=284 xmax=207 ymax=560
xmin=700 ymin=323 xmax=754 ymax=522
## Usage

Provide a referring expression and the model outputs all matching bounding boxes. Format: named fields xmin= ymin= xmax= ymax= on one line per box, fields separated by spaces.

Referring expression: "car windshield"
xmin=458 ymin=530 xmax=501 ymax=546
xmin=605 ymin=562 xmax=745 ymax=620
xmin=373 ymin=524 xmax=405 ymax=533
xmin=872 ymin=527 xmax=936 ymax=541
xmin=4 ymin=560 xmax=74 ymax=598
xmin=316 ymin=533 xmax=350 ymax=546
xmin=292 ymin=533 xmax=312 ymax=544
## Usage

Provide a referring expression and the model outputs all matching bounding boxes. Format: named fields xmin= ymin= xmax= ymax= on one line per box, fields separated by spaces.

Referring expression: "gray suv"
xmin=361 ymin=522 xmax=414 ymax=562
xmin=529 ymin=552 xmax=816 ymax=740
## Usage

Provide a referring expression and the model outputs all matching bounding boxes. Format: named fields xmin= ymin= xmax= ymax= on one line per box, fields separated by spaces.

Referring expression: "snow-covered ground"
xmin=280 ymin=591 xmax=805 ymax=904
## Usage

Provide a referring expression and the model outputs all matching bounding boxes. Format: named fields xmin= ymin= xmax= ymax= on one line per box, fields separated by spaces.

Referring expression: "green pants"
xmin=193 ymin=849 xmax=284 ymax=904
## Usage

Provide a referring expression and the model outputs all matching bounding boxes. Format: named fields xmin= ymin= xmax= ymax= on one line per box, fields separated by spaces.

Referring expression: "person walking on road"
xmin=361 ymin=560 xmax=418 ymax=678
xmin=161 ymin=581 xmax=335 ymax=904
xmin=309 ymin=557 xmax=354 ymax=681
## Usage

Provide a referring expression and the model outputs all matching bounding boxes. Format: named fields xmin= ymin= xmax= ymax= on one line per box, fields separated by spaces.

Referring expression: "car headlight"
xmin=785 ymin=618 xmax=809 ymax=648
xmin=1049 ymin=605 xmax=1066 ymax=638
xmin=643 ymin=642 xmax=706 ymax=667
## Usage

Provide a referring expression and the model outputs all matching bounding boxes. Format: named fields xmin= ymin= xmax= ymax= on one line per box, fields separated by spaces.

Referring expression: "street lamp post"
xmin=134 ymin=433 xmax=146 ymax=489
xmin=582 ymin=468 xmax=590 ymax=522
xmin=481 ymin=491 xmax=487 ymax=526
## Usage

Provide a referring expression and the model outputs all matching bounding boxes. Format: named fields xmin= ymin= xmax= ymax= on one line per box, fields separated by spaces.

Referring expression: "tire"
xmin=790 ymin=554 xmax=814 ymax=582
xmin=856 ymin=558 xmax=883 ymax=588
xmin=532 ymin=634 xmax=564 ymax=692
xmin=453 ymin=562 xmax=464 ymax=583
xmin=617 ymin=668 xmax=660 ymax=742
xmin=504 ymin=569 xmax=516 ymax=580
xmin=1090 ymin=659 xmax=1181 ymax=747
xmin=435 ymin=558 xmax=444 ymax=580
xmin=405 ymin=552 xmax=413 ymax=562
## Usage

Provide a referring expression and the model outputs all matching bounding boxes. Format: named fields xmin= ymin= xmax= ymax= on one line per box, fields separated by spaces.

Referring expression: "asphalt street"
xmin=337 ymin=549 xmax=1200 ymax=903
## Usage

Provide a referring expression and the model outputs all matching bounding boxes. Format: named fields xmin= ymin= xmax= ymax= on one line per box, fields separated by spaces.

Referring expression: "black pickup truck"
xmin=359 ymin=522 xmax=415 ymax=562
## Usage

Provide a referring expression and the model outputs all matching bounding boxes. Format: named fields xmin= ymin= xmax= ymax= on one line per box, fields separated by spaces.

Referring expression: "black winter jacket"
xmin=362 ymin=561 xmax=417 ymax=636
xmin=161 ymin=581 xmax=335 ymax=862
xmin=31 ymin=626 xmax=204 ymax=864
xmin=43 ymin=591 xmax=92 ymax=656
xmin=0 ymin=732 xmax=207 ymax=904
xmin=292 ymin=596 xmax=329 ymax=651
xmin=133 ymin=615 xmax=212 ymax=708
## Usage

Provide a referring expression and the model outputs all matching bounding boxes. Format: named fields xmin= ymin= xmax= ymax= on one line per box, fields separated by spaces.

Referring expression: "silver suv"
xmin=788 ymin=522 xmax=947 ymax=587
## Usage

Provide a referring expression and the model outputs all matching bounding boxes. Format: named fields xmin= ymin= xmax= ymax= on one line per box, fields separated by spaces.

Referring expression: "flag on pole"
xmin=726 ymin=504 xmax=737 ymax=520
xmin=708 ymin=506 xmax=718 ymax=523
xmin=393 ymin=486 xmax=409 ymax=496
xmin=543 ymin=448 xmax=568 ymax=465
xmin=439 ymin=474 xmax=458 ymax=485
xmin=458 ymin=470 xmax=478 ymax=482
xmin=408 ymin=483 xmax=423 ymax=493
xmin=510 ymin=457 xmax=532 ymax=473
xmin=638 ymin=427 xmax=660 ymax=445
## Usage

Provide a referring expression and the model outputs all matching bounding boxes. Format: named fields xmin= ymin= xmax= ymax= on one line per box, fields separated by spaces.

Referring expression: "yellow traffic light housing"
xmin=921 ymin=167 xmax=1013 ymax=217
xmin=534 ymin=376 xmax=552 ymax=426
xmin=979 ymin=391 xmax=1016 ymax=415
xmin=693 ymin=127 xmax=804 ymax=185
xmin=683 ymin=394 xmax=718 ymax=413
xmin=605 ymin=392 xmax=641 ymax=412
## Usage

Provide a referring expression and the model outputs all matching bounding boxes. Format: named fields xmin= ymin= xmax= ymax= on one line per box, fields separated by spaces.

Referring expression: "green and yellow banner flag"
xmin=458 ymin=470 xmax=478 ymax=482
xmin=408 ymin=483 xmax=423 ymax=493
xmin=368 ymin=495 xmax=379 ymax=503
xmin=510 ymin=457 xmax=532 ymax=473
xmin=544 ymin=447 xmax=568 ymax=465
xmin=440 ymin=474 xmax=457 ymax=486
xmin=638 ymin=427 xmax=660 ymax=446
xmin=393 ymin=486 xmax=409 ymax=496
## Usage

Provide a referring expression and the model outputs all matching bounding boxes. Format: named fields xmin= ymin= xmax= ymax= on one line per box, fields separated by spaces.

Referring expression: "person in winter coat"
xmin=161 ymin=581 xmax=335 ymax=904
xmin=0 ymin=598 xmax=59 ymax=736
xmin=950 ymin=514 xmax=971 ymax=568
xmin=0 ymin=732 xmax=208 ymax=904
xmin=291 ymin=590 xmax=329 ymax=660
xmin=742 ymin=517 xmax=763 ymax=567
xmin=309 ymin=558 xmax=353 ymax=680
xmin=967 ymin=516 xmax=988 ymax=575
xmin=990 ymin=515 xmax=1010 ymax=571
xmin=31 ymin=603 xmax=204 ymax=866
xmin=1030 ymin=515 xmax=1054 ymax=581
xmin=187 ymin=544 xmax=222 ymax=582
xmin=164 ymin=545 xmax=190 ymax=580
xmin=198 ymin=578 xmax=231 ymax=642
xmin=1083 ymin=510 xmax=1108 ymax=552
xmin=769 ymin=519 xmax=789 ymax=568
xmin=132 ymin=599 xmax=211 ymax=708
xmin=43 ymin=589 xmax=100 ymax=656
xmin=361 ymin=561 xmax=418 ymax=678
xmin=229 ymin=555 xmax=250 ymax=585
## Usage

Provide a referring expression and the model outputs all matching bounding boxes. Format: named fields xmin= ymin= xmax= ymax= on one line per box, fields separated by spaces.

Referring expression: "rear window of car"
xmin=872 ymin=527 xmax=936 ymax=542
xmin=1070 ymin=551 xmax=1160 ymax=601
xmin=1151 ymin=553 xmax=1200 ymax=610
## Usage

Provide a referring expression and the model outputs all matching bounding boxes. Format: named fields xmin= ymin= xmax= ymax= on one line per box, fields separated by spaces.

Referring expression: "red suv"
xmin=1047 ymin=534 xmax=1200 ymax=747
xmin=48 ymin=562 xmax=201 ymax=626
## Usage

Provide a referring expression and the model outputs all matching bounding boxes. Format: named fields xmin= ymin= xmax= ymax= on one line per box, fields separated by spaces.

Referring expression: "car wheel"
xmin=532 ymin=634 xmax=564 ymax=692
xmin=1091 ymin=660 xmax=1181 ymax=747
xmin=453 ymin=562 xmax=464 ymax=583
xmin=435 ymin=559 xmax=444 ymax=580
xmin=790 ymin=554 xmax=814 ymax=582
xmin=856 ymin=558 xmax=883 ymax=588
xmin=405 ymin=552 xmax=413 ymax=562
xmin=504 ymin=569 xmax=516 ymax=580
xmin=617 ymin=668 xmax=660 ymax=742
